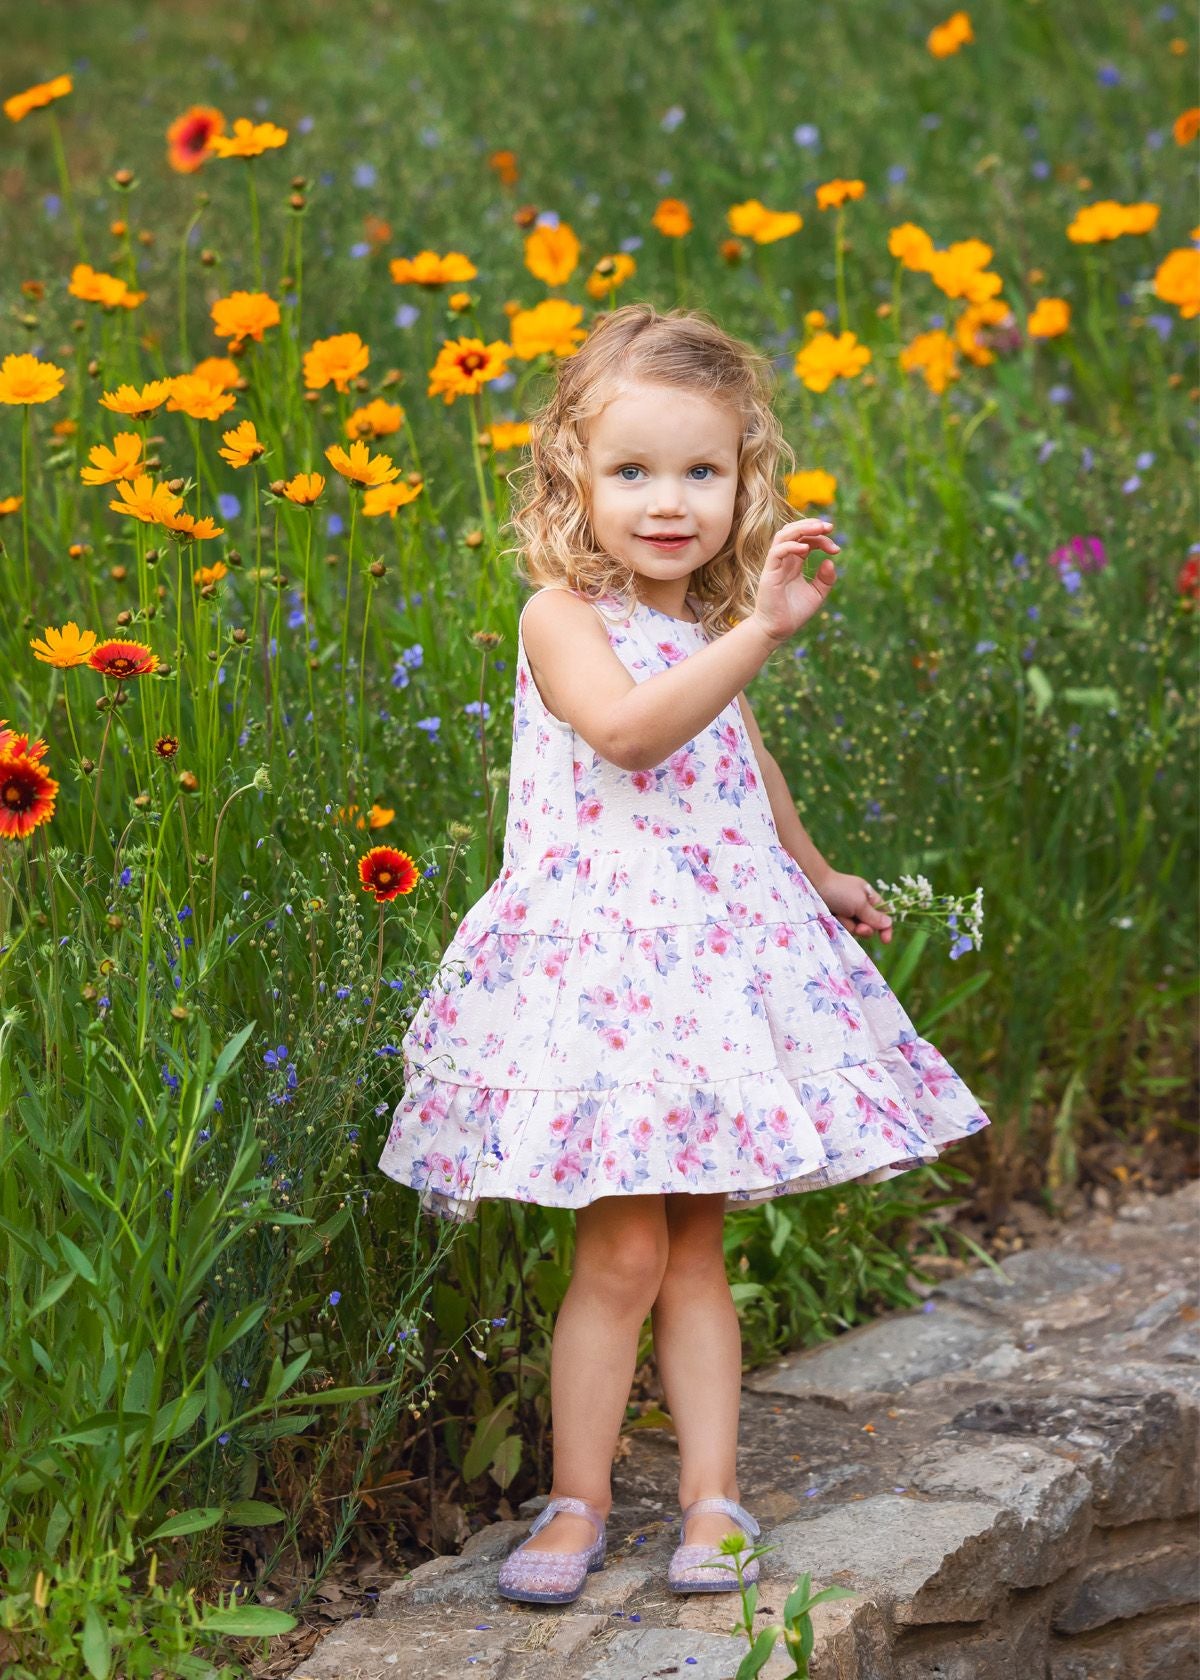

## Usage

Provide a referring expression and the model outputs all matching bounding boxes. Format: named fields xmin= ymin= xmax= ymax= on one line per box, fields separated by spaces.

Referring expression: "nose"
xmin=646 ymin=478 xmax=688 ymax=515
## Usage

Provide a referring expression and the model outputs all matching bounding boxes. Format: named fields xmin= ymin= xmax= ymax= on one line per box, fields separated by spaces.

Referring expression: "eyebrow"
xmin=595 ymin=447 xmax=736 ymax=466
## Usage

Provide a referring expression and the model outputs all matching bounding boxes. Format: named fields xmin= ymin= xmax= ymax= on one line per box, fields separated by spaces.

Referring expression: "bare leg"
xmin=650 ymin=1192 xmax=745 ymax=1553
xmin=522 ymin=1194 xmax=669 ymax=1554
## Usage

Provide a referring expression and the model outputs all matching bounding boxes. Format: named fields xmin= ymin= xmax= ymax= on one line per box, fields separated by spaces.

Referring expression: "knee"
xmin=661 ymin=1217 xmax=727 ymax=1288
xmin=574 ymin=1218 xmax=669 ymax=1317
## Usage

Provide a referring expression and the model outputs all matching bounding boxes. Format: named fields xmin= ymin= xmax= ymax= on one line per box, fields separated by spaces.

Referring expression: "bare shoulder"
xmin=520 ymin=588 xmax=634 ymax=758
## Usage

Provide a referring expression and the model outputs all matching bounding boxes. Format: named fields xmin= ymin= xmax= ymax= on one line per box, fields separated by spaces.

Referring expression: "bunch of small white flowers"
xmin=873 ymin=874 xmax=984 ymax=958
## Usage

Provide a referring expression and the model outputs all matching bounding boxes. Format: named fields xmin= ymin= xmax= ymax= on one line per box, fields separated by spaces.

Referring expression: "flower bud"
xmin=178 ymin=770 xmax=200 ymax=793
xmin=113 ymin=167 xmax=135 ymax=188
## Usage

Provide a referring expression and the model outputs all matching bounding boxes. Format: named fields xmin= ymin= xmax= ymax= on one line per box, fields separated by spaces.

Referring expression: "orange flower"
xmin=68 ymin=263 xmax=142 ymax=310
xmin=303 ymin=332 xmax=370 ymax=393
xmin=87 ymin=639 xmax=160 ymax=681
xmin=955 ymin=298 xmax=1013 ymax=366
xmin=324 ymin=441 xmax=399 ymax=488
xmin=794 ymin=331 xmax=872 ymax=393
xmin=108 ymin=475 xmax=184 ymax=525
xmin=427 ymin=337 xmax=513 ymax=403
xmin=816 ymin=179 xmax=866 ymax=211
xmin=927 ymin=10 xmax=973 ymax=56
xmin=1174 ymin=108 xmax=1200 ymax=146
xmin=509 ymin=300 xmax=588 ymax=360
xmin=488 ymin=422 xmax=531 ymax=451
xmin=1154 ymin=248 xmax=1200 ymax=319
xmin=1067 ymin=200 xmax=1160 ymax=243
xmin=193 ymin=560 xmax=228 ymax=585
xmin=4 ymin=74 xmax=72 ymax=124
xmin=389 ymin=250 xmax=478 ymax=286
xmin=218 ymin=419 xmax=265 ymax=468
xmin=80 ymin=433 xmax=143 ymax=486
xmin=927 ymin=241 xmax=1003 ymax=303
xmin=586 ymin=253 xmax=636 ymax=300
xmin=488 ymin=149 xmax=519 ymax=186
xmin=357 ymin=845 xmax=419 ymax=902
xmin=167 ymin=105 xmax=226 ymax=172
xmin=888 ymin=222 xmax=935 ymax=271
xmin=207 ymin=117 xmax=288 ymax=159
xmin=0 ymin=495 xmax=21 ymax=515
xmin=160 ymin=510 xmax=224 ymax=541
xmin=785 ymin=470 xmax=837 ymax=508
xmin=211 ymin=291 xmax=281 ymax=349
xmin=361 ymin=481 xmax=424 ymax=517
xmin=900 ymin=329 xmax=959 ymax=393
xmin=0 ymin=352 xmax=66 ymax=405
xmin=523 ymin=222 xmax=581 ymax=286
xmin=29 ymin=622 xmax=97 ymax=667
xmin=344 ymin=399 xmax=405 ymax=441
xmin=0 ymin=720 xmax=49 ymax=760
xmin=1026 ymin=297 xmax=1071 ymax=339
xmin=281 ymin=473 xmax=326 ymax=506
xmin=99 ymin=379 xmax=173 ymax=419
xmin=167 ymin=373 xmax=237 ymax=422
xmin=727 ymin=199 xmax=802 ymax=244
xmin=191 ymin=356 xmax=242 ymax=390
xmin=0 ymin=745 xmax=58 ymax=840
xmin=652 ymin=198 xmax=693 ymax=237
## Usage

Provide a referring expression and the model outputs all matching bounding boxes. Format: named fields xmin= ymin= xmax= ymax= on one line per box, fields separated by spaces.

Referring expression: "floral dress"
xmin=378 ymin=587 xmax=990 ymax=1223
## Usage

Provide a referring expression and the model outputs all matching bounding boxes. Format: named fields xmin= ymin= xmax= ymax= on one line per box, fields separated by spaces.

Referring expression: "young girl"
xmin=378 ymin=303 xmax=990 ymax=1605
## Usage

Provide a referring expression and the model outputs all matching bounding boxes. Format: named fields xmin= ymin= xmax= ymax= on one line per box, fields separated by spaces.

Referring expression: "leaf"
xmin=29 ymin=1272 xmax=76 ymax=1318
xmin=58 ymin=1235 xmax=99 ymax=1286
xmin=279 ymin=1383 xmax=387 ymax=1406
xmin=223 ymin=1501 xmax=286 ymax=1527
xmin=461 ymin=1395 xmax=518 ymax=1484
xmin=734 ymin=1624 xmax=780 ymax=1679
xmin=487 ymin=1434 xmax=522 ymax=1491
xmin=1026 ymin=664 xmax=1053 ymax=718
xmin=81 ymin=1604 xmax=112 ymax=1680
xmin=151 ymin=1391 xmax=205 ymax=1444
xmin=144 ymin=1506 xmax=224 ymax=1541
xmin=196 ymin=1606 xmax=297 ymax=1636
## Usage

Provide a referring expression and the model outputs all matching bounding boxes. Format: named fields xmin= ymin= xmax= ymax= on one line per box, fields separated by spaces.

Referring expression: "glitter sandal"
xmin=667 ymin=1495 xmax=761 ymax=1593
xmin=496 ymin=1494 xmax=608 ymax=1605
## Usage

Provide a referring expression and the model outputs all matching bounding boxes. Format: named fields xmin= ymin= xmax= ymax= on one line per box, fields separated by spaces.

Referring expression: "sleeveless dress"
xmin=377 ymin=586 xmax=991 ymax=1223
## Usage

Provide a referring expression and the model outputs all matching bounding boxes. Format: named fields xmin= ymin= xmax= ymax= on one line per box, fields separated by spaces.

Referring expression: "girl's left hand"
xmin=812 ymin=869 xmax=893 ymax=944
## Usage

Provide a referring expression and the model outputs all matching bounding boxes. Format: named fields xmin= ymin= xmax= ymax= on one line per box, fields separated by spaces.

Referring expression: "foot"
xmin=520 ymin=1506 xmax=610 ymax=1555
xmin=680 ymin=1507 xmax=746 ymax=1555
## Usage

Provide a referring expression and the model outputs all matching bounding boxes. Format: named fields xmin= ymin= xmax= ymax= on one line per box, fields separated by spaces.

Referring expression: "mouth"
xmin=638 ymin=534 xmax=694 ymax=548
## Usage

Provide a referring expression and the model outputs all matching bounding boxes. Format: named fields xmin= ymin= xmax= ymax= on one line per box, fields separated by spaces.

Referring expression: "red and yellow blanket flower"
xmin=794 ymin=330 xmax=872 ymax=393
xmin=4 ymin=74 xmax=72 ymax=124
xmin=523 ymin=222 xmax=581 ymax=285
xmin=303 ymin=332 xmax=370 ymax=393
xmin=87 ymin=639 xmax=160 ymax=681
xmin=389 ymin=250 xmax=478 ymax=287
xmin=99 ymin=379 xmax=173 ymax=419
xmin=727 ymin=199 xmax=802 ymax=243
xmin=358 ymin=845 xmax=419 ymax=902
xmin=427 ymin=337 xmax=513 ymax=403
xmin=0 ymin=738 xmax=58 ymax=839
xmin=207 ymin=116 xmax=287 ymax=159
xmin=218 ymin=419 xmax=265 ymax=468
xmin=80 ymin=433 xmax=143 ymax=486
xmin=211 ymin=291 xmax=281 ymax=349
xmin=167 ymin=105 xmax=226 ymax=172
xmin=508 ymin=300 xmax=587 ymax=360
xmin=29 ymin=623 xmax=97 ymax=667
xmin=324 ymin=441 xmax=400 ymax=488
xmin=0 ymin=352 xmax=66 ymax=405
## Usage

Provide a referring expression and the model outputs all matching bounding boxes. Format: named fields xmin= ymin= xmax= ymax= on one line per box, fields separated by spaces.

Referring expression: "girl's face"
xmin=583 ymin=380 xmax=742 ymax=597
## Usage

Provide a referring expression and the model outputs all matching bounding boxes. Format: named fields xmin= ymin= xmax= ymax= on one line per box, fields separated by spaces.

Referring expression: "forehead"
xmin=586 ymin=381 xmax=741 ymax=458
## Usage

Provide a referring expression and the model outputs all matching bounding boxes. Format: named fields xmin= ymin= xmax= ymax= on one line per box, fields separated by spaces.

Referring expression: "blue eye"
xmin=616 ymin=466 xmax=641 ymax=480
xmin=690 ymin=465 xmax=714 ymax=480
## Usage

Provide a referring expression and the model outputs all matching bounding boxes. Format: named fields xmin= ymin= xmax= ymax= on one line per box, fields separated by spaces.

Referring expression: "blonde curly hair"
xmin=502 ymin=302 xmax=797 ymax=639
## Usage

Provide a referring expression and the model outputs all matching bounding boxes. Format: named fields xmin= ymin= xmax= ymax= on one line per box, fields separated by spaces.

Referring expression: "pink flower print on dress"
xmin=713 ymin=751 xmax=747 ymax=805
xmin=630 ymin=1116 xmax=655 ymax=1153
xmin=539 ymin=844 xmax=579 ymax=881
xmin=673 ymin=1139 xmax=708 ymax=1180
xmin=551 ymin=1148 xmax=589 ymax=1188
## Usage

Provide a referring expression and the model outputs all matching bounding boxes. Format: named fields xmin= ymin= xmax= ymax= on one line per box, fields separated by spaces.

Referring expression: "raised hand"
xmin=748 ymin=518 xmax=840 ymax=648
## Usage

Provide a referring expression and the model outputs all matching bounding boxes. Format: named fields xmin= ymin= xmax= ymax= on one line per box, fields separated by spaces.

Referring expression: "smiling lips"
xmin=640 ymin=534 xmax=693 ymax=545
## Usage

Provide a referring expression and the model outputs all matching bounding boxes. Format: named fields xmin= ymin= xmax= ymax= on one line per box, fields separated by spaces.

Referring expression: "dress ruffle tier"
xmin=378 ymin=587 xmax=990 ymax=1223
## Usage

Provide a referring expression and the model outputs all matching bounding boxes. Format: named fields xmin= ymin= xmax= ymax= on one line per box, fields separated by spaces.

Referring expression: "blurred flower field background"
xmin=0 ymin=0 xmax=1196 ymax=1673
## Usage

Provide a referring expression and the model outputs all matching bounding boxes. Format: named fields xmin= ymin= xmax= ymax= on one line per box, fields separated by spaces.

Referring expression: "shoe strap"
xmin=680 ymin=1496 xmax=761 ymax=1540
xmin=528 ymin=1495 xmax=606 ymax=1543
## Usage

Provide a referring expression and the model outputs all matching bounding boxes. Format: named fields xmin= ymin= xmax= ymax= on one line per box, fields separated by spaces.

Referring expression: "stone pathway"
xmin=289 ymin=1181 xmax=1199 ymax=1679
